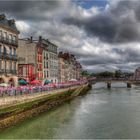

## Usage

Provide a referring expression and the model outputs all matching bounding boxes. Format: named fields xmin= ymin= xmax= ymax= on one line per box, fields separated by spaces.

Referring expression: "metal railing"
xmin=0 ymin=52 xmax=18 ymax=60
xmin=88 ymin=77 xmax=132 ymax=82
xmin=0 ymin=69 xmax=17 ymax=75
xmin=0 ymin=37 xmax=18 ymax=47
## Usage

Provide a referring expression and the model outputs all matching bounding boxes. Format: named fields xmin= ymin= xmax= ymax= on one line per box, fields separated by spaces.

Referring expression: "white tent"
xmin=69 ymin=79 xmax=77 ymax=82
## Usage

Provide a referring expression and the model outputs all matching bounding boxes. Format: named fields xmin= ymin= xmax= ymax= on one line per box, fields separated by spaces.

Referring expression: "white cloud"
xmin=16 ymin=21 xmax=30 ymax=36
xmin=2 ymin=0 xmax=140 ymax=72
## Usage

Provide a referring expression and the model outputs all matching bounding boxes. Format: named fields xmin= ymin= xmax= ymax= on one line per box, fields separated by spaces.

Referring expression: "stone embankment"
xmin=0 ymin=84 xmax=91 ymax=131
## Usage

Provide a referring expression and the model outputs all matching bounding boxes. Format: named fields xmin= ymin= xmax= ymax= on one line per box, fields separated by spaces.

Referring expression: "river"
xmin=1 ymin=83 xmax=140 ymax=139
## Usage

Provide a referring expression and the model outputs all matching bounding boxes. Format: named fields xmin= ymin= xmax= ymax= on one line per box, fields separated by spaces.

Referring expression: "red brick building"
xmin=37 ymin=45 xmax=43 ymax=80
xmin=18 ymin=64 xmax=35 ymax=81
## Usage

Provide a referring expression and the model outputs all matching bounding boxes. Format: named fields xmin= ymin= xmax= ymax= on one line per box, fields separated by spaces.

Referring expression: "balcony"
xmin=10 ymin=54 xmax=18 ymax=61
xmin=0 ymin=69 xmax=17 ymax=75
xmin=11 ymin=70 xmax=17 ymax=75
xmin=0 ymin=69 xmax=5 ymax=74
xmin=11 ymin=40 xmax=18 ymax=47
xmin=0 ymin=53 xmax=18 ymax=61
xmin=0 ymin=37 xmax=18 ymax=47
xmin=0 ymin=52 xmax=8 ymax=59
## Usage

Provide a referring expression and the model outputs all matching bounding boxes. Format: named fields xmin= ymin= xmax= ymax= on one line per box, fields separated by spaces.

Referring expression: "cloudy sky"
xmin=1 ymin=0 xmax=140 ymax=72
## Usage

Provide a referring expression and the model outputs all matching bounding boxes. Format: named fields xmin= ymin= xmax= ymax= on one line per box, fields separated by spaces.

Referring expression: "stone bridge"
xmin=88 ymin=78 xmax=140 ymax=88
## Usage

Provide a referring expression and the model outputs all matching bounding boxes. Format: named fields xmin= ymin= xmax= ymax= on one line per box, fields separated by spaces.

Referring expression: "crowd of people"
xmin=0 ymin=80 xmax=88 ymax=97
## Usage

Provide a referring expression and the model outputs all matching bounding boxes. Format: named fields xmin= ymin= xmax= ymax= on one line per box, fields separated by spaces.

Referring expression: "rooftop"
xmin=0 ymin=14 xmax=19 ymax=33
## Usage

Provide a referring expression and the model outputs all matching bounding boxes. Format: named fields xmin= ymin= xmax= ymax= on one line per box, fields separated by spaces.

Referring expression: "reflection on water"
xmin=1 ymin=83 xmax=140 ymax=138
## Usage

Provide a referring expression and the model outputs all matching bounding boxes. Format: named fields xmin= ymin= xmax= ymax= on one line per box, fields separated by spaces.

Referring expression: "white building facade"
xmin=41 ymin=38 xmax=58 ymax=83
xmin=0 ymin=14 xmax=19 ymax=86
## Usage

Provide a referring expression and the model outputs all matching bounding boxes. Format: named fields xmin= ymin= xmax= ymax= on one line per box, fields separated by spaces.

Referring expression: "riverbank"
xmin=0 ymin=84 xmax=91 ymax=131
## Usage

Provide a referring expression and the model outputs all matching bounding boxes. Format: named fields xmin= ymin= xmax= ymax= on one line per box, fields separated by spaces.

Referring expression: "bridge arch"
xmin=88 ymin=78 xmax=133 ymax=88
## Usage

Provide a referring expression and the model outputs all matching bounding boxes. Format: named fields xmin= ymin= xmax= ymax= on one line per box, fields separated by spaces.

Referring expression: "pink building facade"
xmin=133 ymin=67 xmax=140 ymax=80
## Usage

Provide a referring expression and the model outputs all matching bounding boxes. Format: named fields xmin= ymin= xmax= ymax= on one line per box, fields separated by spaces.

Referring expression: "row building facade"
xmin=133 ymin=67 xmax=140 ymax=80
xmin=18 ymin=36 xmax=58 ymax=83
xmin=0 ymin=14 xmax=19 ymax=86
xmin=0 ymin=14 xmax=83 ymax=86
xmin=58 ymin=52 xmax=82 ymax=83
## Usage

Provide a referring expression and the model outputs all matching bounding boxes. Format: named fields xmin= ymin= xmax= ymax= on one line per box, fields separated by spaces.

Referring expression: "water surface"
xmin=1 ymin=83 xmax=140 ymax=139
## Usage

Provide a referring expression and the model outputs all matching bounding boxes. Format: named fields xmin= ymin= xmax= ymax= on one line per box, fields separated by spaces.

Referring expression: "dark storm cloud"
xmin=0 ymin=1 xmax=62 ymax=20
xmin=1 ymin=0 xmax=140 ymax=72
xmin=80 ymin=56 xmax=120 ymax=65
xmin=63 ymin=0 xmax=140 ymax=43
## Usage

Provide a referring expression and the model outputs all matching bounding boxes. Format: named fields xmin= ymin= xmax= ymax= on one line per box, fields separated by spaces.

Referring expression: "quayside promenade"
xmin=0 ymin=85 xmax=83 ymax=107
xmin=0 ymin=82 xmax=91 ymax=131
xmin=0 ymin=80 xmax=87 ymax=107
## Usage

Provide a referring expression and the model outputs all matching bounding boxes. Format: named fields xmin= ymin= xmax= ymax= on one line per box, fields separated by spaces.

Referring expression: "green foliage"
xmin=94 ymin=71 xmax=114 ymax=78
xmin=81 ymin=70 xmax=91 ymax=77
xmin=115 ymin=70 xmax=122 ymax=78
xmin=90 ymin=70 xmax=134 ymax=78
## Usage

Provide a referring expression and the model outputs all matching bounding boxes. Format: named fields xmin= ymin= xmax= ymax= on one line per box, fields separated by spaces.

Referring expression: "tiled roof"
xmin=0 ymin=14 xmax=19 ymax=33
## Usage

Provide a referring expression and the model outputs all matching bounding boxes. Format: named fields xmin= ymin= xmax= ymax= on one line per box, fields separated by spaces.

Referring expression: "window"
xmin=44 ymin=61 xmax=45 ymax=68
xmin=9 ymin=34 xmax=12 ymax=43
xmin=47 ymin=71 xmax=49 ymax=78
xmin=40 ymin=56 xmax=42 ymax=62
xmin=44 ymin=71 xmax=46 ymax=78
xmin=3 ymin=32 xmax=7 ymax=40
xmin=0 ymin=30 xmax=2 ymax=39
xmin=10 ymin=61 xmax=12 ymax=70
xmin=39 ymin=64 xmax=42 ymax=70
xmin=13 ymin=48 xmax=15 ymax=55
xmin=0 ymin=60 xmax=1 ymax=69
xmin=46 ymin=62 xmax=48 ymax=68
xmin=3 ymin=47 xmax=6 ymax=54
xmin=4 ymin=61 xmax=6 ymax=70
xmin=13 ymin=36 xmax=16 ymax=43
xmin=9 ymin=47 xmax=12 ymax=56
xmin=14 ymin=62 xmax=16 ymax=70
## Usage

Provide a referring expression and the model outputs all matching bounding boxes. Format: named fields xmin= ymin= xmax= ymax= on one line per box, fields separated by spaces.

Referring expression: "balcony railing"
xmin=11 ymin=70 xmax=17 ymax=74
xmin=0 ymin=53 xmax=18 ymax=60
xmin=0 ymin=36 xmax=18 ymax=47
xmin=0 ymin=69 xmax=17 ymax=75
xmin=10 ymin=54 xmax=18 ymax=60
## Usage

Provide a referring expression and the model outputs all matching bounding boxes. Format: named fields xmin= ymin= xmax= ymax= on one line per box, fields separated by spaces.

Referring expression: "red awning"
xmin=30 ymin=80 xmax=41 ymax=85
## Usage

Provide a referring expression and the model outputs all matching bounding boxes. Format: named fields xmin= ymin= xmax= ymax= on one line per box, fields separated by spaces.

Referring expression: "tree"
xmin=94 ymin=71 xmax=114 ymax=78
xmin=115 ymin=70 xmax=122 ymax=78
xmin=81 ymin=70 xmax=90 ymax=77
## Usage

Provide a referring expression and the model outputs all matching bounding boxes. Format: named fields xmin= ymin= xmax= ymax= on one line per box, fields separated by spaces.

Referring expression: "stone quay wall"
xmin=0 ymin=84 xmax=91 ymax=131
